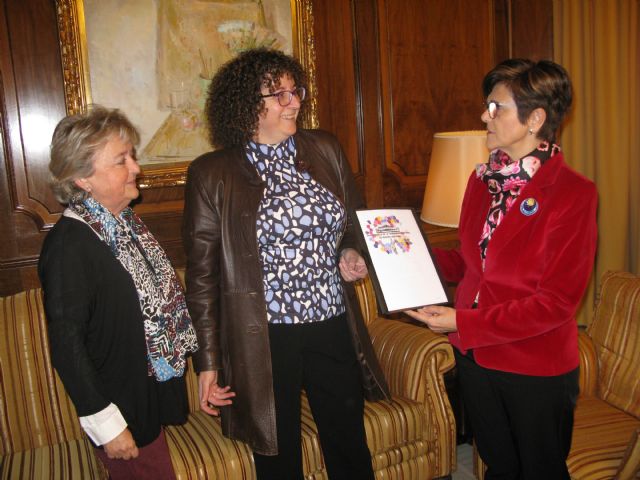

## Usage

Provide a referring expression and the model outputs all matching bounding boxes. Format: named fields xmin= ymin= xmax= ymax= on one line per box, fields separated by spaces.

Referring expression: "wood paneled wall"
xmin=377 ymin=0 xmax=494 ymax=207
xmin=0 ymin=0 xmax=67 ymax=295
xmin=313 ymin=0 xmax=553 ymax=208
xmin=0 ymin=0 xmax=552 ymax=295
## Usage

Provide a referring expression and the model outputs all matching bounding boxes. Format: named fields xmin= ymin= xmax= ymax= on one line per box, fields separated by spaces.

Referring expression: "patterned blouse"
xmin=245 ymin=137 xmax=346 ymax=324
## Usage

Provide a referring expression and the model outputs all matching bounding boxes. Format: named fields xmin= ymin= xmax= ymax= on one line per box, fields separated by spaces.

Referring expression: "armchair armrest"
xmin=578 ymin=329 xmax=598 ymax=396
xmin=615 ymin=428 xmax=640 ymax=480
xmin=354 ymin=275 xmax=456 ymax=473
xmin=353 ymin=276 xmax=378 ymax=327
xmin=367 ymin=316 xmax=456 ymax=475
xmin=367 ymin=318 xmax=455 ymax=399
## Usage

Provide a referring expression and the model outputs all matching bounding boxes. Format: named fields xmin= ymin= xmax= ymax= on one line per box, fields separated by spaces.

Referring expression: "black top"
xmin=38 ymin=216 xmax=188 ymax=447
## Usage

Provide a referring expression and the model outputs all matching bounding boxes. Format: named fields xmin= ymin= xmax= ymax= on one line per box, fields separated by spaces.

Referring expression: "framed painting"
xmin=55 ymin=0 xmax=318 ymax=189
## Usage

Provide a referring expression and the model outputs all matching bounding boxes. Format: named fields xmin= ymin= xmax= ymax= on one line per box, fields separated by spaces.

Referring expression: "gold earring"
xmin=528 ymin=128 xmax=534 ymax=135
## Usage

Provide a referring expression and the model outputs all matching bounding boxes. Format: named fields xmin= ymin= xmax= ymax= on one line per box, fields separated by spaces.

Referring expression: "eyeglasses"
xmin=260 ymin=87 xmax=306 ymax=106
xmin=484 ymin=100 xmax=515 ymax=119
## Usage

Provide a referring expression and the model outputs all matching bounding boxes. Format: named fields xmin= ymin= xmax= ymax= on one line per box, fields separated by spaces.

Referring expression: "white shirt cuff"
xmin=79 ymin=403 xmax=128 ymax=446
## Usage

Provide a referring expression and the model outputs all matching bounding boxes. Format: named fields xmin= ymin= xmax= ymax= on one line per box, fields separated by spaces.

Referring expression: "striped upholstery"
xmin=1 ymin=274 xmax=456 ymax=479
xmin=568 ymin=271 xmax=640 ymax=480
xmin=363 ymin=397 xmax=433 ymax=479
xmin=165 ymin=411 xmax=256 ymax=480
xmin=568 ymin=396 xmax=640 ymax=479
xmin=300 ymin=396 xmax=326 ymax=479
xmin=588 ymin=271 xmax=640 ymax=417
xmin=183 ymin=358 xmax=201 ymax=415
xmin=0 ymin=437 xmax=107 ymax=479
xmin=0 ymin=289 xmax=107 ymax=479
xmin=356 ymin=277 xmax=457 ymax=476
xmin=367 ymin=320 xmax=455 ymax=469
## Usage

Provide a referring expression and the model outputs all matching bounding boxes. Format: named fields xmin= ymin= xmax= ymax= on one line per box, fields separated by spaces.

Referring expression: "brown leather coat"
xmin=183 ymin=129 xmax=390 ymax=455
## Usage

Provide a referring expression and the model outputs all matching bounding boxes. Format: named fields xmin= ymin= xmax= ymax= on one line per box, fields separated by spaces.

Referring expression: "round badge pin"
xmin=520 ymin=197 xmax=539 ymax=216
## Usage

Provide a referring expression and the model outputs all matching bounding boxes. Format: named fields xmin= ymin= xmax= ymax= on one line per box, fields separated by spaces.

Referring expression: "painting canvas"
xmin=83 ymin=0 xmax=293 ymax=165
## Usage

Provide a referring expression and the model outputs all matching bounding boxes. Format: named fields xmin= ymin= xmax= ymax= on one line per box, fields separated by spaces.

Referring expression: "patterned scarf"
xmin=477 ymin=141 xmax=560 ymax=266
xmin=68 ymin=197 xmax=198 ymax=381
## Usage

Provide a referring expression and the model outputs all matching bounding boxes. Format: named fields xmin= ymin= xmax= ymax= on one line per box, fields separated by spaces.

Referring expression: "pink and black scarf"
xmin=476 ymin=141 xmax=560 ymax=266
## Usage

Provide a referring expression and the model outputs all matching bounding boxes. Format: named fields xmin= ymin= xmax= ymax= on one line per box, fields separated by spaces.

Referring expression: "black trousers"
xmin=455 ymin=349 xmax=579 ymax=480
xmin=253 ymin=314 xmax=374 ymax=480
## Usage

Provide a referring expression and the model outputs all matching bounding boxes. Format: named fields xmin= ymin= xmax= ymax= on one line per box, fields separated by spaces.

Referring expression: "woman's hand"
xmin=339 ymin=248 xmax=368 ymax=282
xmin=404 ymin=305 xmax=458 ymax=334
xmin=104 ymin=428 xmax=138 ymax=460
xmin=198 ymin=370 xmax=235 ymax=416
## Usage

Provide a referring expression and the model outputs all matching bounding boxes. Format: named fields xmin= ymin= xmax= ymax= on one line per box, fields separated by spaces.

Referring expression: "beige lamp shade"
xmin=421 ymin=131 xmax=489 ymax=227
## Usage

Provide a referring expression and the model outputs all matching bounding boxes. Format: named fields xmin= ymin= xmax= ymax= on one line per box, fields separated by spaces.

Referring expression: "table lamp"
xmin=420 ymin=131 xmax=489 ymax=227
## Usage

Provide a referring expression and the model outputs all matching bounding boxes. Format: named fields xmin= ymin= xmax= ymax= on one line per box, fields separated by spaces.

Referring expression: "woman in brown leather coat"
xmin=182 ymin=48 xmax=389 ymax=480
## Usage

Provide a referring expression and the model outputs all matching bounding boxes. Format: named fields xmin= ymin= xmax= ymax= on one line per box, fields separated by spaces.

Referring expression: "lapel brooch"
xmin=520 ymin=197 xmax=539 ymax=216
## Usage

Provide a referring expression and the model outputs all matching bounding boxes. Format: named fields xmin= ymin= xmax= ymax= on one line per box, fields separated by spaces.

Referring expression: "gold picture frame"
xmin=55 ymin=0 xmax=318 ymax=189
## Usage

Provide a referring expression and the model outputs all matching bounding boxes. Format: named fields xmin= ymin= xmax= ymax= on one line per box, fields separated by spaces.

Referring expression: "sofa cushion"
xmin=303 ymin=393 xmax=432 ymax=479
xmin=165 ymin=411 xmax=255 ymax=480
xmin=365 ymin=397 xmax=433 ymax=478
xmin=0 ymin=289 xmax=84 ymax=456
xmin=588 ymin=271 xmax=640 ymax=417
xmin=0 ymin=437 xmax=107 ymax=479
xmin=568 ymin=395 xmax=640 ymax=479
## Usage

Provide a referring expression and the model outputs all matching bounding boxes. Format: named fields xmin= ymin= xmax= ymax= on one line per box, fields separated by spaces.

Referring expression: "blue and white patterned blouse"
xmin=245 ymin=137 xmax=346 ymax=324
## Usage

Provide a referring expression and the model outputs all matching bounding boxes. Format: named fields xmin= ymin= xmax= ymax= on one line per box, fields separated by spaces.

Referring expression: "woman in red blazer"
xmin=406 ymin=59 xmax=597 ymax=479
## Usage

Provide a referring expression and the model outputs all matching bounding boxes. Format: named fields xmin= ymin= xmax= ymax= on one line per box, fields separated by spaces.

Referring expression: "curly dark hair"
xmin=205 ymin=48 xmax=308 ymax=149
xmin=482 ymin=58 xmax=573 ymax=142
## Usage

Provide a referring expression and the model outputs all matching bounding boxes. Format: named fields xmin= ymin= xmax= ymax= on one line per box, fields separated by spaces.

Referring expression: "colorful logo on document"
xmin=364 ymin=216 xmax=413 ymax=254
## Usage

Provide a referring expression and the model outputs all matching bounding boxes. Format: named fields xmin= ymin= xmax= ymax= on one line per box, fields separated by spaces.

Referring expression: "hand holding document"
xmin=355 ymin=209 xmax=450 ymax=314
xmin=339 ymin=248 xmax=368 ymax=281
xmin=404 ymin=305 xmax=458 ymax=333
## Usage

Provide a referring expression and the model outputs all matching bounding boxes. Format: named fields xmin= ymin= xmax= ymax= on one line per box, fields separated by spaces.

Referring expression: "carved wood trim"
xmin=0 ymin=1 xmax=66 ymax=230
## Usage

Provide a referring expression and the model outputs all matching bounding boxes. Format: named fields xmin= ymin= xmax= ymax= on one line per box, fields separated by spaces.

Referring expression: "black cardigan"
xmin=38 ymin=215 xmax=188 ymax=447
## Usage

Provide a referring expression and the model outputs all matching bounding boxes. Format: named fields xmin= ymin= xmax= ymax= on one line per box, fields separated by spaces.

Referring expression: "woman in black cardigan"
xmin=38 ymin=106 xmax=198 ymax=480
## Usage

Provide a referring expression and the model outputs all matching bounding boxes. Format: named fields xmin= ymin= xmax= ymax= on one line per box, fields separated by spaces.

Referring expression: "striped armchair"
xmin=568 ymin=271 xmax=640 ymax=479
xmin=474 ymin=271 xmax=640 ymax=480
xmin=0 ymin=274 xmax=456 ymax=479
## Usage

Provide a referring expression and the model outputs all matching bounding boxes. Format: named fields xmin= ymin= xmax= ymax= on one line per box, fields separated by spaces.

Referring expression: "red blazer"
xmin=435 ymin=152 xmax=597 ymax=376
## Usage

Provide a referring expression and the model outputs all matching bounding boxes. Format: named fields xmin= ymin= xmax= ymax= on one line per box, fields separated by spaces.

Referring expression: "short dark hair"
xmin=482 ymin=59 xmax=573 ymax=142
xmin=205 ymin=48 xmax=307 ymax=149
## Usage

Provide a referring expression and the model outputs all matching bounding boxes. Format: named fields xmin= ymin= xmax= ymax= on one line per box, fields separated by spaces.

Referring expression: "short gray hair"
xmin=49 ymin=105 xmax=140 ymax=204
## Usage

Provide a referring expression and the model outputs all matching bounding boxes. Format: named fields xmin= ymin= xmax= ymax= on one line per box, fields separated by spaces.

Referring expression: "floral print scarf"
xmin=67 ymin=197 xmax=198 ymax=381
xmin=477 ymin=141 xmax=560 ymax=267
